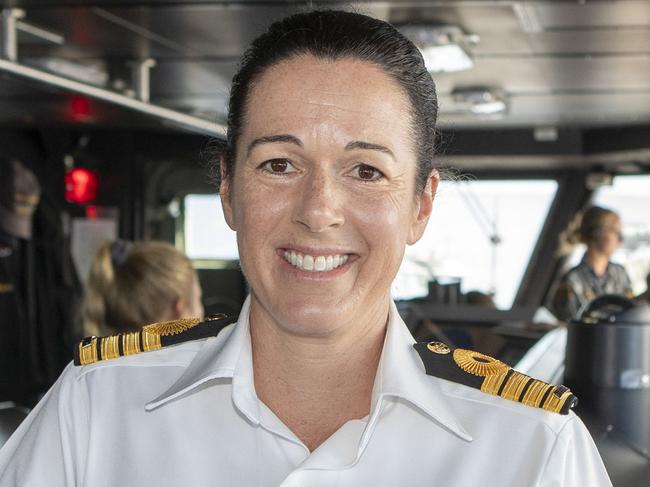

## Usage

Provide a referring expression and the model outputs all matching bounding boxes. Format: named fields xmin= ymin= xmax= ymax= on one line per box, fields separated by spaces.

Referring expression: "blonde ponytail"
xmin=557 ymin=205 xmax=619 ymax=257
xmin=82 ymin=240 xmax=197 ymax=336
xmin=557 ymin=211 xmax=584 ymax=257
xmin=83 ymin=241 xmax=115 ymax=337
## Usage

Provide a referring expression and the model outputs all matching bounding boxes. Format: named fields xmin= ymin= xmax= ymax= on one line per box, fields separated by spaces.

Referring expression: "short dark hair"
xmin=221 ymin=9 xmax=438 ymax=193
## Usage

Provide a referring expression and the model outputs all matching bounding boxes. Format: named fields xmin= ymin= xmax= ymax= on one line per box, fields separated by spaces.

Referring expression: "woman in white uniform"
xmin=0 ymin=10 xmax=611 ymax=486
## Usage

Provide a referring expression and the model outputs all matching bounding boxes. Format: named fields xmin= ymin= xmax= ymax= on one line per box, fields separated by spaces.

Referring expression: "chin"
xmin=270 ymin=296 xmax=352 ymax=337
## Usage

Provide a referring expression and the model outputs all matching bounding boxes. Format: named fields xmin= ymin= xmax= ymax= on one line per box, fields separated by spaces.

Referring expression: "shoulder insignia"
xmin=414 ymin=341 xmax=578 ymax=415
xmin=74 ymin=314 xmax=236 ymax=366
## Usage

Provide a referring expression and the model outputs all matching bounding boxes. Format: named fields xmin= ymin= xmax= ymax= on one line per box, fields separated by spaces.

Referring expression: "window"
xmin=183 ymin=180 xmax=558 ymax=307
xmin=184 ymin=194 xmax=238 ymax=261
xmin=591 ymin=174 xmax=650 ymax=296
xmin=392 ymin=179 xmax=558 ymax=309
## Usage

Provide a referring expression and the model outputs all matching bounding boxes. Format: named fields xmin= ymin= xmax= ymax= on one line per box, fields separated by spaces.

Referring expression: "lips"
xmin=283 ymin=250 xmax=350 ymax=272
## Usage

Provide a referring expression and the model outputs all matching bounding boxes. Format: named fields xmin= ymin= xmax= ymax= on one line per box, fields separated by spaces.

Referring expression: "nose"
xmin=292 ymin=170 xmax=344 ymax=232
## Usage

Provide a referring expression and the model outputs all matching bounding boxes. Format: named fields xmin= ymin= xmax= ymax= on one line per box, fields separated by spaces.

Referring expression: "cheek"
xmin=608 ymin=235 xmax=619 ymax=249
xmin=232 ymin=183 xmax=291 ymax=260
xmin=234 ymin=180 xmax=279 ymax=230
xmin=348 ymin=191 xmax=412 ymax=257
xmin=353 ymin=199 xmax=402 ymax=234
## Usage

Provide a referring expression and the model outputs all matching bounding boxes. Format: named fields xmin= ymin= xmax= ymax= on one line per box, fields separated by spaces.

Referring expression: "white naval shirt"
xmin=0 ymin=296 xmax=611 ymax=487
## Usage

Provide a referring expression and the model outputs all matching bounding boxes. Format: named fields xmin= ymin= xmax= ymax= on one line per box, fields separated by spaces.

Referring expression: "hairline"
xmin=228 ymin=51 xmax=426 ymax=192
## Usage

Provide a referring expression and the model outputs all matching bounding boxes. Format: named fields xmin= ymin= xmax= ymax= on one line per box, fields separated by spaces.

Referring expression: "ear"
xmin=219 ymin=157 xmax=237 ymax=231
xmin=166 ymin=297 xmax=184 ymax=320
xmin=407 ymin=169 xmax=439 ymax=245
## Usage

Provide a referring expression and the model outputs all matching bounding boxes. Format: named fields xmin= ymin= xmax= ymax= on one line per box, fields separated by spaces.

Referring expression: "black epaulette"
xmin=414 ymin=341 xmax=578 ymax=415
xmin=74 ymin=314 xmax=236 ymax=366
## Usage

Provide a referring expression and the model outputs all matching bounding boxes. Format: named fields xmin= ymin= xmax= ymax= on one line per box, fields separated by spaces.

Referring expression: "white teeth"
xmin=314 ymin=256 xmax=326 ymax=271
xmin=283 ymin=250 xmax=350 ymax=272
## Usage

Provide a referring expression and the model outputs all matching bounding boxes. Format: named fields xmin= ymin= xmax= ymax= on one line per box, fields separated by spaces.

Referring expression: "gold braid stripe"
xmin=76 ymin=316 xmax=225 ymax=365
xmin=447 ymin=347 xmax=576 ymax=414
xmin=122 ymin=331 xmax=141 ymax=356
xmin=78 ymin=338 xmax=99 ymax=366
xmin=453 ymin=348 xmax=510 ymax=377
xmin=500 ymin=371 xmax=531 ymax=403
xmin=522 ymin=380 xmax=553 ymax=409
xmin=543 ymin=387 xmax=574 ymax=414
xmin=480 ymin=371 xmax=509 ymax=396
xmin=101 ymin=335 xmax=120 ymax=361
xmin=141 ymin=330 xmax=162 ymax=352
xmin=77 ymin=330 xmax=162 ymax=364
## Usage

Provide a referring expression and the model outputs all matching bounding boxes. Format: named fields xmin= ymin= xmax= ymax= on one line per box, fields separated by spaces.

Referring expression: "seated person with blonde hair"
xmin=552 ymin=206 xmax=632 ymax=321
xmin=84 ymin=240 xmax=204 ymax=336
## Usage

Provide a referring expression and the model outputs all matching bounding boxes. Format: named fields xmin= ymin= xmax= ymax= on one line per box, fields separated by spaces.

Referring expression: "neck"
xmin=249 ymin=294 xmax=389 ymax=452
xmin=585 ymin=249 xmax=609 ymax=276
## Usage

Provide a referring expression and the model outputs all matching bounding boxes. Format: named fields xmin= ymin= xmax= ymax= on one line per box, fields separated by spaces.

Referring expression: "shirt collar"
xmin=146 ymin=296 xmax=472 ymax=441
xmin=373 ymin=301 xmax=472 ymax=442
xmin=145 ymin=295 xmax=258 ymax=420
xmin=579 ymin=256 xmax=611 ymax=278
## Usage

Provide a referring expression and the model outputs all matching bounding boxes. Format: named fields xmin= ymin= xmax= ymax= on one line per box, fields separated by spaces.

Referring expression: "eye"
xmin=353 ymin=164 xmax=384 ymax=182
xmin=261 ymin=158 xmax=296 ymax=174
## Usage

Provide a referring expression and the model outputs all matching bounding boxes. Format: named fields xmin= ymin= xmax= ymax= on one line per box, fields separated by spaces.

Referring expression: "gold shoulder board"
xmin=413 ymin=341 xmax=578 ymax=415
xmin=74 ymin=314 xmax=233 ymax=366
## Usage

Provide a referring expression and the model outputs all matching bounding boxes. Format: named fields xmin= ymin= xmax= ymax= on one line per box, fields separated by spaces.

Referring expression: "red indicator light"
xmin=85 ymin=205 xmax=98 ymax=219
xmin=65 ymin=168 xmax=99 ymax=204
xmin=70 ymin=95 xmax=91 ymax=119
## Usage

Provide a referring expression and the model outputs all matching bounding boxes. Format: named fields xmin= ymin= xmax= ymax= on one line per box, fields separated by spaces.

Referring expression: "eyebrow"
xmin=246 ymin=134 xmax=396 ymax=162
xmin=247 ymin=134 xmax=303 ymax=156
xmin=345 ymin=141 xmax=396 ymax=162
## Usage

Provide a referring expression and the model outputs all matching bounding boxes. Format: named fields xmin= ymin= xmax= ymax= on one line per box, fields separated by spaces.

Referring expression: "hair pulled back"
xmin=577 ymin=206 xmax=619 ymax=245
xmin=223 ymin=10 xmax=438 ymax=193
xmin=558 ymin=205 xmax=620 ymax=254
xmin=83 ymin=240 xmax=197 ymax=336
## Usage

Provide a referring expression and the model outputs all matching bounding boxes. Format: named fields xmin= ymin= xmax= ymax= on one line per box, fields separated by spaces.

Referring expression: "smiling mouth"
xmin=283 ymin=250 xmax=350 ymax=272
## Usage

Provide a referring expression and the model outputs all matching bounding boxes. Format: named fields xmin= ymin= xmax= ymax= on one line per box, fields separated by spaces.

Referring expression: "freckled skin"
xmin=221 ymin=55 xmax=437 ymax=340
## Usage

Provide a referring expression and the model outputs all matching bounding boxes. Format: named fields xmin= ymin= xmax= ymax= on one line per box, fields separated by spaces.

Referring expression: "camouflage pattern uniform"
xmin=552 ymin=258 xmax=632 ymax=321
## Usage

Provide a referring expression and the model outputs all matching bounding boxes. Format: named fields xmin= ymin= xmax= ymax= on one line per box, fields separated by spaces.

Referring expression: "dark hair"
xmin=221 ymin=9 xmax=438 ymax=193
xmin=579 ymin=206 xmax=619 ymax=244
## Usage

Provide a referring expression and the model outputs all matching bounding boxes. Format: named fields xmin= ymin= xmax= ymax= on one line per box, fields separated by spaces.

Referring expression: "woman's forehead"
xmin=602 ymin=214 xmax=621 ymax=227
xmin=241 ymin=56 xmax=413 ymax=148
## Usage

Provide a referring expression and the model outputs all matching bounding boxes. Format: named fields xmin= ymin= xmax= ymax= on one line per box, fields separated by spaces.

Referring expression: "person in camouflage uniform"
xmin=552 ymin=206 xmax=632 ymax=321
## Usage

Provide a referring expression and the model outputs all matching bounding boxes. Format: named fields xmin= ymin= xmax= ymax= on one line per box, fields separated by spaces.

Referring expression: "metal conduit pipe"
xmin=0 ymin=59 xmax=226 ymax=136
xmin=1 ymin=9 xmax=24 ymax=62
xmin=0 ymin=7 xmax=222 ymax=136
xmin=1 ymin=8 xmax=224 ymax=136
xmin=131 ymin=58 xmax=157 ymax=103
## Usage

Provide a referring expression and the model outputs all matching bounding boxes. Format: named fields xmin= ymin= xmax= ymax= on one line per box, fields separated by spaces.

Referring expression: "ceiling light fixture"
xmin=451 ymin=87 xmax=508 ymax=116
xmin=31 ymin=58 xmax=109 ymax=87
xmin=399 ymin=25 xmax=478 ymax=73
